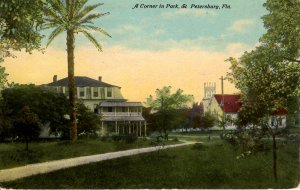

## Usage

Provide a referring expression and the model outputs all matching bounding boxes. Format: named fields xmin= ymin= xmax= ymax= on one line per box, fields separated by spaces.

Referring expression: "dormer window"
xmin=93 ymin=87 xmax=98 ymax=97
xmin=107 ymin=88 xmax=112 ymax=97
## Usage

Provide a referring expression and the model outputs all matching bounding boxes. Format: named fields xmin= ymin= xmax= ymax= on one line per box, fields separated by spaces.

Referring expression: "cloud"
xmin=111 ymin=24 xmax=143 ymax=35
xmin=227 ymin=19 xmax=254 ymax=33
xmin=161 ymin=9 xmax=216 ymax=19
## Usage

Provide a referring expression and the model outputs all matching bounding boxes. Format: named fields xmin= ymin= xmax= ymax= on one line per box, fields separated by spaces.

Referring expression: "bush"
xmin=123 ymin=134 xmax=138 ymax=143
xmin=173 ymin=137 xmax=179 ymax=142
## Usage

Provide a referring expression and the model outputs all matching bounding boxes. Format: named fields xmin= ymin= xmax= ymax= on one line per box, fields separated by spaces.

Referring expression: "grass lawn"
xmin=169 ymin=132 xmax=221 ymax=142
xmin=0 ymin=138 xmax=178 ymax=170
xmin=1 ymin=140 xmax=299 ymax=189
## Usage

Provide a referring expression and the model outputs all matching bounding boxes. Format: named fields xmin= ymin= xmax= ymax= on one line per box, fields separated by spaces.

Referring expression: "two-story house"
xmin=46 ymin=75 xmax=146 ymax=136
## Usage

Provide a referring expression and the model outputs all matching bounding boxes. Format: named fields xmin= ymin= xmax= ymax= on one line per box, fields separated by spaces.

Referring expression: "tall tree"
xmin=227 ymin=0 xmax=300 ymax=182
xmin=43 ymin=0 xmax=111 ymax=142
xmin=146 ymin=86 xmax=193 ymax=139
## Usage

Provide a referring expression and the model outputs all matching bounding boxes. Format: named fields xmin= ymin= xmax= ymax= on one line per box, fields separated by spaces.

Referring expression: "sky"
xmin=3 ymin=0 xmax=267 ymax=102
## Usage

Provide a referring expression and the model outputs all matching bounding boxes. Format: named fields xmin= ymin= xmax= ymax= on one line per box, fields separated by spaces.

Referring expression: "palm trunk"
xmin=67 ymin=29 xmax=77 ymax=142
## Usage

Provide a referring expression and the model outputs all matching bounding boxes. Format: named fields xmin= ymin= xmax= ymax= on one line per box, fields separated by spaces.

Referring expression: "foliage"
xmin=110 ymin=134 xmax=138 ymax=144
xmin=202 ymin=112 xmax=216 ymax=129
xmin=43 ymin=0 xmax=111 ymax=142
xmin=0 ymin=0 xmax=44 ymax=61
xmin=190 ymin=102 xmax=203 ymax=128
xmin=0 ymin=99 xmax=13 ymax=141
xmin=146 ymin=86 xmax=193 ymax=111
xmin=260 ymin=0 xmax=300 ymax=64
xmin=146 ymin=86 xmax=193 ymax=139
xmin=13 ymin=106 xmax=42 ymax=150
xmin=0 ymin=65 xmax=8 ymax=88
xmin=77 ymin=101 xmax=101 ymax=137
xmin=0 ymin=84 xmax=69 ymax=139
xmin=286 ymin=95 xmax=300 ymax=127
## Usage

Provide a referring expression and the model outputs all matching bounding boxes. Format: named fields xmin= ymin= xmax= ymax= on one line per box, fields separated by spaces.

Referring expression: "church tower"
xmin=202 ymin=82 xmax=216 ymax=115
xmin=203 ymin=82 xmax=216 ymax=99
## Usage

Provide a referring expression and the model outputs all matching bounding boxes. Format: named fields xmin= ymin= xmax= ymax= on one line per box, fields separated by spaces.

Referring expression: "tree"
xmin=146 ymin=86 xmax=193 ymax=139
xmin=0 ymin=1 xmax=44 ymax=61
xmin=13 ymin=106 xmax=42 ymax=151
xmin=202 ymin=112 xmax=216 ymax=130
xmin=77 ymin=101 xmax=101 ymax=137
xmin=1 ymin=85 xmax=70 ymax=139
xmin=190 ymin=102 xmax=203 ymax=129
xmin=43 ymin=0 xmax=111 ymax=142
xmin=226 ymin=0 xmax=300 ymax=182
xmin=227 ymin=50 xmax=300 ymax=183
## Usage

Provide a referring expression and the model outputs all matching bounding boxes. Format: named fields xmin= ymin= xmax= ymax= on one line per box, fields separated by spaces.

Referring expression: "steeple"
xmin=204 ymin=82 xmax=216 ymax=99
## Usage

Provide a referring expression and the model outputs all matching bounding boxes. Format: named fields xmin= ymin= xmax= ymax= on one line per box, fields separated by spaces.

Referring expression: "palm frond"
xmin=50 ymin=0 xmax=67 ymax=18
xmin=44 ymin=5 xmax=65 ymax=24
xmin=41 ymin=22 xmax=59 ymax=30
xmin=77 ymin=29 xmax=103 ymax=51
xmin=75 ymin=3 xmax=104 ymax=20
xmin=47 ymin=26 xmax=65 ymax=47
xmin=82 ymin=25 xmax=111 ymax=38
xmin=79 ymin=12 xmax=110 ymax=25
xmin=74 ymin=0 xmax=89 ymax=15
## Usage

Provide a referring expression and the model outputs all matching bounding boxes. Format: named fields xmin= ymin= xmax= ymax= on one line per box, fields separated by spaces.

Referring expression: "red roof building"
xmin=214 ymin=94 xmax=242 ymax=113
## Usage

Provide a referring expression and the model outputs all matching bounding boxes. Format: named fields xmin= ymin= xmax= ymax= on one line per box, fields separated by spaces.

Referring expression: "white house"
xmin=46 ymin=75 xmax=146 ymax=136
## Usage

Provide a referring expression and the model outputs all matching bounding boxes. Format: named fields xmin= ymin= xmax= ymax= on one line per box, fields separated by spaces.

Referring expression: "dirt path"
xmin=0 ymin=141 xmax=196 ymax=182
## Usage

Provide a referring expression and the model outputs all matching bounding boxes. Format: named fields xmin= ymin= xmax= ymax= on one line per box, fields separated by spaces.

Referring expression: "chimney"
xmin=53 ymin=75 xmax=57 ymax=82
xmin=98 ymin=76 xmax=102 ymax=82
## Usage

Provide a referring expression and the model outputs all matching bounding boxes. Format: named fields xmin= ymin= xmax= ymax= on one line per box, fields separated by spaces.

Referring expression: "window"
xmin=57 ymin=87 xmax=63 ymax=93
xmin=100 ymin=88 xmax=105 ymax=98
xmin=93 ymin=87 xmax=98 ymax=97
xmin=86 ymin=87 xmax=91 ymax=98
xmin=107 ymin=88 xmax=112 ymax=97
xmin=79 ymin=87 xmax=85 ymax=97
xmin=108 ymin=107 xmax=113 ymax=112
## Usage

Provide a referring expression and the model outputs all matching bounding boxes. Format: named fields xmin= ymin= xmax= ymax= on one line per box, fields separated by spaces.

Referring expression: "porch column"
xmin=115 ymin=121 xmax=118 ymax=134
xmin=122 ymin=123 xmax=125 ymax=134
xmin=129 ymin=121 xmax=131 ymax=134
xmin=144 ymin=121 xmax=147 ymax=136
xmin=139 ymin=121 xmax=142 ymax=136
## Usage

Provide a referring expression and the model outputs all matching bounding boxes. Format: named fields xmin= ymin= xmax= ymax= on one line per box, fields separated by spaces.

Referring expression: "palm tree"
xmin=43 ymin=0 xmax=111 ymax=142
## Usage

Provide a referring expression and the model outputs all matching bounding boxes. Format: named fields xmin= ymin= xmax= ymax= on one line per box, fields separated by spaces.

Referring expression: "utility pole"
xmin=220 ymin=76 xmax=226 ymax=131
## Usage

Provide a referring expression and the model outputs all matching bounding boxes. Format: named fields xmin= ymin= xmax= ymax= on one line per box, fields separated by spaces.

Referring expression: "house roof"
xmin=214 ymin=94 xmax=242 ymax=113
xmin=47 ymin=76 xmax=120 ymax=88
xmin=100 ymin=102 xmax=143 ymax=107
xmin=213 ymin=94 xmax=288 ymax=115
xmin=272 ymin=108 xmax=288 ymax=115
